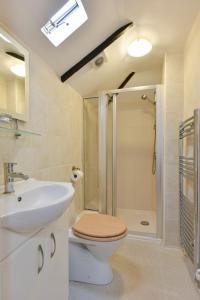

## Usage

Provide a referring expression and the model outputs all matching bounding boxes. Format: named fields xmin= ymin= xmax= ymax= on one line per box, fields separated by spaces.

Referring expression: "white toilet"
xmin=69 ymin=213 xmax=127 ymax=285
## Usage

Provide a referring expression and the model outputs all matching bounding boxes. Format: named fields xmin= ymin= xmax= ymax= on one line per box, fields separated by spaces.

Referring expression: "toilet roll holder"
xmin=71 ymin=166 xmax=83 ymax=184
xmin=72 ymin=166 xmax=80 ymax=171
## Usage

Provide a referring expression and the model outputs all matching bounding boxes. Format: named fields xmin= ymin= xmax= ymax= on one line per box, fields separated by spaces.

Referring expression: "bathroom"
xmin=0 ymin=0 xmax=200 ymax=299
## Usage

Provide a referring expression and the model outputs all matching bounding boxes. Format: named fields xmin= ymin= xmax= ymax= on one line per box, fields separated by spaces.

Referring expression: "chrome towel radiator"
xmin=179 ymin=109 xmax=200 ymax=284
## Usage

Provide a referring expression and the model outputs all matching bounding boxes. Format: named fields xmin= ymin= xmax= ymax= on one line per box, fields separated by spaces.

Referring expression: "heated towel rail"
xmin=179 ymin=109 xmax=200 ymax=285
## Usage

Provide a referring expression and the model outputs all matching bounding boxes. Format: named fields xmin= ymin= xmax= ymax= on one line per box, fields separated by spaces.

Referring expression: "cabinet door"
xmin=1 ymin=230 xmax=47 ymax=300
xmin=0 ymin=219 xmax=69 ymax=300
xmin=45 ymin=223 xmax=68 ymax=300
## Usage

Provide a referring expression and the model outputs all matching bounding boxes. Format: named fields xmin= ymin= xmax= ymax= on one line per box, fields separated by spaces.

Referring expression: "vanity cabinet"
xmin=0 ymin=220 xmax=68 ymax=300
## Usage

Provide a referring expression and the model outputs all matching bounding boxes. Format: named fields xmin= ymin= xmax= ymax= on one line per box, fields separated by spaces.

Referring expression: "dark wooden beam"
xmin=107 ymin=72 xmax=135 ymax=103
xmin=61 ymin=22 xmax=133 ymax=82
xmin=118 ymin=72 xmax=135 ymax=89
xmin=6 ymin=51 xmax=25 ymax=61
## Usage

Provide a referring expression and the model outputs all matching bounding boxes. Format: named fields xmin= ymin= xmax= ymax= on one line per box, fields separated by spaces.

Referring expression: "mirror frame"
xmin=0 ymin=25 xmax=29 ymax=122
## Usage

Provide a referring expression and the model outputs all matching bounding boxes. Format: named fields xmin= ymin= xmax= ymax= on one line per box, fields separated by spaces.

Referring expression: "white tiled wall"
xmin=184 ymin=12 xmax=200 ymax=118
xmin=163 ymin=53 xmax=184 ymax=246
xmin=116 ymin=91 xmax=156 ymax=211
xmin=0 ymin=50 xmax=83 ymax=217
xmin=162 ymin=13 xmax=200 ymax=246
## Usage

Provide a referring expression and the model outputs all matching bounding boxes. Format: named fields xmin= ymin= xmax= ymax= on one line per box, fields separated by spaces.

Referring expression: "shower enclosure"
xmin=83 ymin=85 xmax=163 ymax=237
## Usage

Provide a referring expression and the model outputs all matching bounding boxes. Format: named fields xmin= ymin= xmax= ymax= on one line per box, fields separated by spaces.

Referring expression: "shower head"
xmin=141 ymin=94 xmax=156 ymax=105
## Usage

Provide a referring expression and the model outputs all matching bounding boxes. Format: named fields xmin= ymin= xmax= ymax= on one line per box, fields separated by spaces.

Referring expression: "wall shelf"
xmin=0 ymin=125 xmax=41 ymax=138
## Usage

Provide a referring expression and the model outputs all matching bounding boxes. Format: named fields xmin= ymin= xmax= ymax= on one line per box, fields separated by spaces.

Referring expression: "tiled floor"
xmin=117 ymin=208 xmax=156 ymax=234
xmin=69 ymin=238 xmax=200 ymax=300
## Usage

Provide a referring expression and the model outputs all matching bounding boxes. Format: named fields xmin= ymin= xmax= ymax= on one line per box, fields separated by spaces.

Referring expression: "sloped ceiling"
xmin=0 ymin=0 xmax=200 ymax=96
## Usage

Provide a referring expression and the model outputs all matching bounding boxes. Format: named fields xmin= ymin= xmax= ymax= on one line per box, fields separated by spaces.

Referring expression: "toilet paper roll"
xmin=71 ymin=169 xmax=84 ymax=183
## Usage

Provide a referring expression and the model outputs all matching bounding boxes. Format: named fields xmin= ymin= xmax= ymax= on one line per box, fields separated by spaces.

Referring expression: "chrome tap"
xmin=4 ymin=162 xmax=29 ymax=193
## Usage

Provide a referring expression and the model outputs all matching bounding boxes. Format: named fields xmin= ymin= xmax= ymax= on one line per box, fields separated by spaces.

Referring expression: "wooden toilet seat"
xmin=72 ymin=213 xmax=127 ymax=241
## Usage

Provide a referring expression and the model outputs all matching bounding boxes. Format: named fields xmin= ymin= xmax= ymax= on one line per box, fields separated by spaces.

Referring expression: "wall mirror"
xmin=0 ymin=26 xmax=29 ymax=122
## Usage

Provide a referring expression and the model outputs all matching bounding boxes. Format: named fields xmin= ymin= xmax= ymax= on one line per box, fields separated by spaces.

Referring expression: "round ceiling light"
xmin=10 ymin=64 xmax=25 ymax=77
xmin=127 ymin=38 xmax=152 ymax=57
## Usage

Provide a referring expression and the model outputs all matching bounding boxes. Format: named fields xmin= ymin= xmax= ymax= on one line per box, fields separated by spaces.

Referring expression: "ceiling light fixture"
xmin=0 ymin=33 xmax=11 ymax=44
xmin=128 ymin=38 xmax=152 ymax=57
xmin=10 ymin=64 xmax=25 ymax=77
xmin=41 ymin=0 xmax=88 ymax=47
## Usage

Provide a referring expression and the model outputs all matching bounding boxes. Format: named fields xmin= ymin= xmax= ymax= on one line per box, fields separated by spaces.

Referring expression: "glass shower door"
xmin=84 ymin=93 xmax=118 ymax=215
xmin=85 ymin=87 xmax=160 ymax=237
xmin=83 ymin=97 xmax=99 ymax=211
xmin=98 ymin=93 xmax=116 ymax=216
xmin=98 ymin=87 xmax=160 ymax=237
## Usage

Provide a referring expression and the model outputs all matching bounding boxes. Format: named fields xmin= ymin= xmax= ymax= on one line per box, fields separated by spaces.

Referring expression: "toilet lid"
xmin=72 ymin=214 xmax=127 ymax=239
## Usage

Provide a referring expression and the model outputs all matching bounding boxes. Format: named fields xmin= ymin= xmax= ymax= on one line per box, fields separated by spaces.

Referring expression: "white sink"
xmin=0 ymin=179 xmax=75 ymax=233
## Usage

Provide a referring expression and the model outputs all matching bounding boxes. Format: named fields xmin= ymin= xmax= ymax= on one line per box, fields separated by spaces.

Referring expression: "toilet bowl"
xmin=69 ymin=213 xmax=127 ymax=285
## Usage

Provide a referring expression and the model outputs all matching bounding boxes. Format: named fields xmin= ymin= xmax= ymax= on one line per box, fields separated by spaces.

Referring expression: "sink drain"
xmin=140 ymin=220 xmax=150 ymax=226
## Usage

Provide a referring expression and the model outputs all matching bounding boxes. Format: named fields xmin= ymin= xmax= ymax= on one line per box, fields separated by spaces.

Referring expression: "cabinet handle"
xmin=38 ymin=245 xmax=44 ymax=274
xmin=50 ymin=233 xmax=56 ymax=258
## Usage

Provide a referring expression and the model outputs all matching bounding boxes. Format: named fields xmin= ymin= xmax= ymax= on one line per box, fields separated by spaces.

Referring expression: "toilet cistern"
xmin=4 ymin=162 xmax=29 ymax=193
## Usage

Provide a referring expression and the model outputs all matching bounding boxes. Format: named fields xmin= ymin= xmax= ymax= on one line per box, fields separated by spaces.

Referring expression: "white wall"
xmin=162 ymin=53 xmax=184 ymax=246
xmin=0 ymin=28 xmax=84 ymax=289
xmin=162 ymin=11 xmax=200 ymax=247
xmin=184 ymin=12 xmax=200 ymax=118
xmin=85 ymin=68 xmax=162 ymax=97
xmin=0 ymin=46 xmax=83 ymax=219
xmin=125 ymin=69 xmax=162 ymax=88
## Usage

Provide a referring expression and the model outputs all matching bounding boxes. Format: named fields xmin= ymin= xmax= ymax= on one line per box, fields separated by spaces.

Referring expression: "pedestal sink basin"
xmin=0 ymin=178 xmax=75 ymax=233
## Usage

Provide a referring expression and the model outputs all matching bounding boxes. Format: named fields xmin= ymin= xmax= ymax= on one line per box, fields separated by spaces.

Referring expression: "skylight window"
xmin=41 ymin=0 xmax=88 ymax=47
